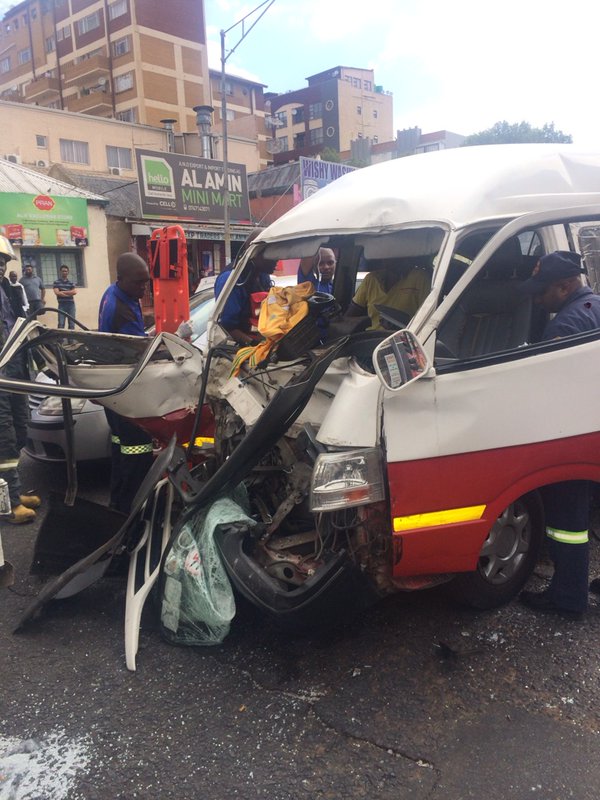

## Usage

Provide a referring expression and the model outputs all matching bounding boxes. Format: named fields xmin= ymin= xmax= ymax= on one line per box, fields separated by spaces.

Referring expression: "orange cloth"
xmin=231 ymin=282 xmax=314 ymax=375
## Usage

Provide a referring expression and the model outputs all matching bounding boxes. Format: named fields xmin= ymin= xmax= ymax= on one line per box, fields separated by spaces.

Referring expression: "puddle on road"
xmin=0 ymin=729 xmax=91 ymax=800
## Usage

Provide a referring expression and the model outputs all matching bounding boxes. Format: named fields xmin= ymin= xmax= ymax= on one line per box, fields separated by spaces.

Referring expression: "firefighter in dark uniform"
xmin=98 ymin=253 xmax=154 ymax=514
xmin=519 ymin=251 xmax=600 ymax=620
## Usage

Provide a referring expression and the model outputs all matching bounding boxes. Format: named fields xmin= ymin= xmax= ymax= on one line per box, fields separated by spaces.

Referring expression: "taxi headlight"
xmin=310 ymin=447 xmax=385 ymax=512
xmin=38 ymin=396 xmax=87 ymax=416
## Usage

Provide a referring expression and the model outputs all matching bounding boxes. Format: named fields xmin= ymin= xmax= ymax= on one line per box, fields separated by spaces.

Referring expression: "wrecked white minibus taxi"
xmin=6 ymin=144 xmax=600 ymax=657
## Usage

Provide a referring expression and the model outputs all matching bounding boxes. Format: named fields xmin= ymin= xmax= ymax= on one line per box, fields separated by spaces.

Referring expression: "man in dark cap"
xmin=519 ymin=251 xmax=600 ymax=620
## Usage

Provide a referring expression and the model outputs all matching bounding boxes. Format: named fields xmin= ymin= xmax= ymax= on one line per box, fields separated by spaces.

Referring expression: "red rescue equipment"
xmin=149 ymin=225 xmax=190 ymax=334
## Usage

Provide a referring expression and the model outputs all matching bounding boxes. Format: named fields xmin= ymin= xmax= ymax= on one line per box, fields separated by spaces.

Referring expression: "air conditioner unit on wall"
xmin=110 ymin=167 xmax=122 ymax=175
xmin=5 ymin=154 xmax=21 ymax=164
xmin=37 ymin=159 xmax=49 ymax=168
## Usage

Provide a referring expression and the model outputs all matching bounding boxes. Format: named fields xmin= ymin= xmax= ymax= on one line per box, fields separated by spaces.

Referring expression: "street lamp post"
xmin=219 ymin=0 xmax=276 ymax=264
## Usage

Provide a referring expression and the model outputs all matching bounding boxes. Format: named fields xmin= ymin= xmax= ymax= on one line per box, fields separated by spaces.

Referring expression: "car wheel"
xmin=449 ymin=492 xmax=543 ymax=609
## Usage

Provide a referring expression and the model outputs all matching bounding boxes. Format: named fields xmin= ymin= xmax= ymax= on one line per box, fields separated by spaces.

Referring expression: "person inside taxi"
xmin=345 ymin=258 xmax=431 ymax=330
xmin=297 ymin=247 xmax=336 ymax=294
xmin=214 ymin=233 xmax=276 ymax=346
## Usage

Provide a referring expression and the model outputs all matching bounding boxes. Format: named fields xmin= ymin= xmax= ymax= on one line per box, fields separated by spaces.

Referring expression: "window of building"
xmin=22 ymin=249 xmax=84 ymax=288
xmin=18 ymin=48 xmax=31 ymax=65
xmin=31 ymin=6 xmax=37 ymax=19
xmin=357 ymin=132 xmax=363 ymax=139
xmin=116 ymin=107 xmax=136 ymax=122
xmin=114 ymin=72 xmax=133 ymax=92
xmin=423 ymin=143 xmax=440 ymax=152
xmin=373 ymin=135 xmax=379 ymax=144
xmin=356 ymin=105 xmax=362 ymax=115
xmin=373 ymin=109 xmax=378 ymax=119
xmin=13 ymin=18 xmax=18 ymax=30
xmin=56 ymin=24 xmax=71 ymax=41
xmin=293 ymin=131 xmax=305 ymax=149
xmin=309 ymin=127 xmax=323 ymax=146
xmin=223 ymin=79 xmax=233 ymax=96
xmin=77 ymin=11 xmax=100 ymax=35
xmin=277 ymin=135 xmax=288 ymax=152
xmin=363 ymin=80 xmax=372 ymax=91
xmin=106 ymin=145 xmax=132 ymax=170
xmin=108 ymin=0 xmax=128 ymax=21
xmin=308 ymin=102 xmax=322 ymax=120
xmin=59 ymin=138 xmax=89 ymax=164
xmin=352 ymin=77 xmax=361 ymax=88
xmin=45 ymin=34 xmax=55 ymax=53
xmin=111 ymin=35 xmax=130 ymax=57
xmin=291 ymin=106 xmax=305 ymax=124
xmin=0 ymin=57 xmax=10 ymax=73
xmin=46 ymin=100 xmax=60 ymax=109
xmin=36 ymin=134 xmax=47 ymax=147
xmin=274 ymin=110 xmax=286 ymax=127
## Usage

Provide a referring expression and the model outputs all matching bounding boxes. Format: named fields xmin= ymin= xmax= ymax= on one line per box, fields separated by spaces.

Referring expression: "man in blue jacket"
xmin=519 ymin=251 xmax=600 ymax=620
xmin=99 ymin=253 xmax=153 ymax=513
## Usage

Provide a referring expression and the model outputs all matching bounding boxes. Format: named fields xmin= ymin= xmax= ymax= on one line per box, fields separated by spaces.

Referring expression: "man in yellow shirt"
xmin=346 ymin=259 xmax=431 ymax=330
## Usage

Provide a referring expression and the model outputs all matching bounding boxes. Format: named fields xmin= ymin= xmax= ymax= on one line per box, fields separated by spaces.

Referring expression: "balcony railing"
xmin=62 ymin=54 xmax=110 ymax=88
xmin=66 ymin=89 xmax=112 ymax=115
xmin=25 ymin=75 xmax=60 ymax=103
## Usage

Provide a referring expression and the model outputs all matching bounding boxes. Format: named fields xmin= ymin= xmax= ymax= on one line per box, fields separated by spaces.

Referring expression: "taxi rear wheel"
xmin=449 ymin=492 xmax=543 ymax=609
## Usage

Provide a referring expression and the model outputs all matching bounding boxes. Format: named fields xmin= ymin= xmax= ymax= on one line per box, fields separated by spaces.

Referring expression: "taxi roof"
xmin=258 ymin=144 xmax=600 ymax=244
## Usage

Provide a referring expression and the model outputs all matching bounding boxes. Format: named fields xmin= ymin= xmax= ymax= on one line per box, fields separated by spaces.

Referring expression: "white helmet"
xmin=0 ymin=235 xmax=16 ymax=262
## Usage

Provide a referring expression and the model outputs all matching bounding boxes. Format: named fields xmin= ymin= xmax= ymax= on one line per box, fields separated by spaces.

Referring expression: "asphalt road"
xmin=2 ymin=454 xmax=600 ymax=799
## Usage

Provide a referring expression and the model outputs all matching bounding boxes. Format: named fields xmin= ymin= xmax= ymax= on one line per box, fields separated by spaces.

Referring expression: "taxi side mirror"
xmin=373 ymin=330 xmax=431 ymax=391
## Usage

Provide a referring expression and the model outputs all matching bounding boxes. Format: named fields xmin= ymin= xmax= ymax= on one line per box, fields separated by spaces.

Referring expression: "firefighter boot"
xmin=7 ymin=504 xmax=36 ymax=524
xmin=19 ymin=494 xmax=41 ymax=509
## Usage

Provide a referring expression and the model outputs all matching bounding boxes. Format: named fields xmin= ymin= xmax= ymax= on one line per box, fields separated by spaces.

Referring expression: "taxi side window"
xmin=435 ymin=233 xmax=543 ymax=363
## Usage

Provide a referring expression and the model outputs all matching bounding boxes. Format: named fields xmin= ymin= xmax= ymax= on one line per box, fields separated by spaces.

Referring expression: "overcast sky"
xmin=206 ymin=0 xmax=599 ymax=146
xmin=0 ymin=0 xmax=595 ymax=145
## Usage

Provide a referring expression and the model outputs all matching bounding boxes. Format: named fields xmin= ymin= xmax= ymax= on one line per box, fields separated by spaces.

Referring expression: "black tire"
xmin=449 ymin=491 xmax=543 ymax=609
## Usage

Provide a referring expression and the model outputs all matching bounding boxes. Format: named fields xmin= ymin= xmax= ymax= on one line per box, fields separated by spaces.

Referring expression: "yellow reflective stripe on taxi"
xmin=184 ymin=436 xmax=215 ymax=449
xmin=393 ymin=504 xmax=486 ymax=533
xmin=546 ymin=527 xmax=589 ymax=544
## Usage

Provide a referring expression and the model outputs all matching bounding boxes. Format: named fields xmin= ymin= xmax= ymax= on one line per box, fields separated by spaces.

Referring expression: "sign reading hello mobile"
xmin=135 ymin=148 xmax=250 ymax=223
xmin=0 ymin=193 xmax=89 ymax=247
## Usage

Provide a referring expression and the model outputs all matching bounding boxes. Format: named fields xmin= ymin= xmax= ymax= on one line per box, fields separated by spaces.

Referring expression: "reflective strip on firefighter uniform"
xmin=120 ymin=443 xmax=153 ymax=455
xmin=0 ymin=459 xmax=20 ymax=471
xmin=546 ymin=526 xmax=589 ymax=544
xmin=111 ymin=435 xmax=120 ymax=445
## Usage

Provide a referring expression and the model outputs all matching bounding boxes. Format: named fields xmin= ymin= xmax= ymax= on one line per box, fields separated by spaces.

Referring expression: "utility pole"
xmin=220 ymin=0 xmax=276 ymax=264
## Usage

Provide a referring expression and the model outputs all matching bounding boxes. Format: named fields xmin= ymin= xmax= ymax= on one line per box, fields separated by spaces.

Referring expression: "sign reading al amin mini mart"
xmin=135 ymin=148 xmax=250 ymax=223
xmin=0 ymin=193 xmax=89 ymax=247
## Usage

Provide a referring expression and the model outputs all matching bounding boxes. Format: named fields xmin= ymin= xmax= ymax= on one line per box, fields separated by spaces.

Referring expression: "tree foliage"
xmin=461 ymin=120 xmax=572 ymax=146
xmin=319 ymin=147 xmax=342 ymax=163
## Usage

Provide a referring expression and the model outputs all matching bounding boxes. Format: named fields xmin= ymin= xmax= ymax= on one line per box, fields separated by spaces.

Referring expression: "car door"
xmin=380 ymin=205 xmax=600 ymax=573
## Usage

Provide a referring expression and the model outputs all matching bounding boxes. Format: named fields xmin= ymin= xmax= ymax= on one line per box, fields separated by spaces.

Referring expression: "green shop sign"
xmin=0 ymin=193 xmax=89 ymax=247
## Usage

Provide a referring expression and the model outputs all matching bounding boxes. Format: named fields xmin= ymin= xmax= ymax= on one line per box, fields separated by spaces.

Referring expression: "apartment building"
xmin=0 ymin=0 xmax=210 ymax=133
xmin=266 ymin=66 xmax=393 ymax=165
xmin=208 ymin=67 xmax=270 ymax=170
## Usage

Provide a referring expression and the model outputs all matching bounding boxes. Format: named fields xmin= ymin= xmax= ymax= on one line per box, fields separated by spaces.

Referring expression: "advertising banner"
xmin=299 ymin=156 xmax=355 ymax=201
xmin=0 ymin=193 xmax=89 ymax=247
xmin=135 ymin=149 xmax=250 ymax=223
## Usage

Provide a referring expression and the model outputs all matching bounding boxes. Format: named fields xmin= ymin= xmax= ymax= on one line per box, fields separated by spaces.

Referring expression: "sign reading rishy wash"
xmin=0 ymin=193 xmax=89 ymax=247
xmin=135 ymin=149 xmax=250 ymax=223
xmin=299 ymin=156 xmax=356 ymax=201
